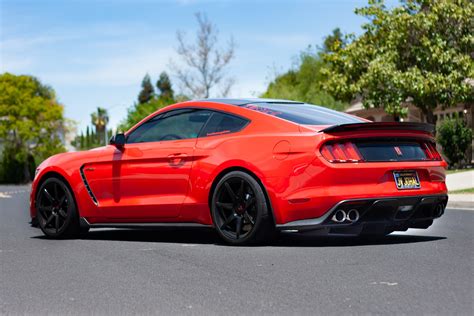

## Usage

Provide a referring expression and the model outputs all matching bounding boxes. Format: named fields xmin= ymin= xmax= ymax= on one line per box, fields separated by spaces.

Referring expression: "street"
xmin=1 ymin=185 xmax=473 ymax=315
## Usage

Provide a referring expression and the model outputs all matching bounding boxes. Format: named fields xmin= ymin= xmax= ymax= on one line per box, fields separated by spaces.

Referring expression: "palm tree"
xmin=91 ymin=107 xmax=109 ymax=145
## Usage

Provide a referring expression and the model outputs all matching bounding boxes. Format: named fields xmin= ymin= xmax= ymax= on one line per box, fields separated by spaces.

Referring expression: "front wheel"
xmin=36 ymin=177 xmax=80 ymax=238
xmin=211 ymin=171 xmax=275 ymax=245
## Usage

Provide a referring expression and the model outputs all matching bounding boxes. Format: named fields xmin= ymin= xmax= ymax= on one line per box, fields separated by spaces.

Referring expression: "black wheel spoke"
xmin=244 ymin=197 xmax=256 ymax=210
xmin=237 ymin=180 xmax=244 ymax=199
xmin=58 ymin=209 xmax=67 ymax=219
xmin=243 ymin=212 xmax=255 ymax=225
xmin=45 ymin=214 xmax=55 ymax=227
xmin=216 ymin=202 xmax=233 ymax=211
xmin=58 ymin=195 xmax=66 ymax=208
xmin=53 ymin=183 xmax=59 ymax=200
xmin=216 ymin=202 xmax=230 ymax=220
xmin=221 ymin=214 xmax=236 ymax=230
xmin=43 ymin=189 xmax=55 ymax=203
xmin=55 ymin=214 xmax=59 ymax=233
xmin=224 ymin=182 xmax=237 ymax=203
xmin=38 ymin=206 xmax=52 ymax=218
xmin=235 ymin=216 xmax=242 ymax=239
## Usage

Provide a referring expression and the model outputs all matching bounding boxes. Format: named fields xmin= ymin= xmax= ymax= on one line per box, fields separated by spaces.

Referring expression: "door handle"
xmin=168 ymin=153 xmax=187 ymax=167
xmin=168 ymin=153 xmax=187 ymax=158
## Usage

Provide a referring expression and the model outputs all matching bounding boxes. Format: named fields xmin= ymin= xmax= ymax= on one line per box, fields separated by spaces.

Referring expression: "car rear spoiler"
xmin=321 ymin=122 xmax=435 ymax=135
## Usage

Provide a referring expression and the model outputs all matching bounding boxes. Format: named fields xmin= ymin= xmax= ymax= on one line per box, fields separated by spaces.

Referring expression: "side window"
xmin=200 ymin=112 xmax=248 ymax=137
xmin=127 ymin=109 xmax=211 ymax=144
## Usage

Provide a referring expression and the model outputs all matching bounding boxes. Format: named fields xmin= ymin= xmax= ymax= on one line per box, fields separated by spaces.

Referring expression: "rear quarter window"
xmin=200 ymin=112 xmax=248 ymax=137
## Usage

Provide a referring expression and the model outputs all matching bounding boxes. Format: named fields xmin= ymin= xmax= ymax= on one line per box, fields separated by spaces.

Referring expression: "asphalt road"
xmin=1 ymin=185 xmax=473 ymax=315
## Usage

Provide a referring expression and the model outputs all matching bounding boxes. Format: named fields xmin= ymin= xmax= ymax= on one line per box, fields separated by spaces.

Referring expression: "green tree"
xmin=91 ymin=107 xmax=109 ymax=146
xmin=85 ymin=125 xmax=91 ymax=148
xmin=118 ymin=73 xmax=180 ymax=132
xmin=437 ymin=116 xmax=472 ymax=167
xmin=262 ymin=48 xmax=347 ymax=111
xmin=80 ymin=132 xmax=85 ymax=149
xmin=322 ymin=0 xmax=474 ymax=123
xmin=0 ymin=73 xmax=65 ymax=183
xmin=156 ymin=72 xmax=174 ymax=100
xmin=320 ymin=28 xmax=347 ymax=54
xmin=138 ymin=74 xmax=155 ymax=104
xmin=118 ymin=98 xmax=170 ymax=132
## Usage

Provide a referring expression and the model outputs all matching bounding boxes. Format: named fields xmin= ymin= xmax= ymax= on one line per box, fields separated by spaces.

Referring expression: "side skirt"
xmin=80 ymin=217 xmax=212 ymax=229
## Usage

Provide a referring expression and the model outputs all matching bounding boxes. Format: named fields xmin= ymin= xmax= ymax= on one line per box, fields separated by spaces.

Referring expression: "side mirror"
xmin=110 ymin=133 xmax=125 ymax=149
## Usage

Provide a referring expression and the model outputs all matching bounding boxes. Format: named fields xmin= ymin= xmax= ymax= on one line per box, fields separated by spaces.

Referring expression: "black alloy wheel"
xmin=36 ymin=177 xmax=80 ymax=238
xmin=211 ymin=171 xmax=274 ymax=245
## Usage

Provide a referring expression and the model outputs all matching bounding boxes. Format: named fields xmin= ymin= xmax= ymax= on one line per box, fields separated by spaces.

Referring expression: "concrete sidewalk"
xmin=447 ymin=194 xmax=473 ymax=210
xmin=445 ymin=170 xmax=473 ymax=209
xmin=446 ymin=170 xmax=473 ymax=190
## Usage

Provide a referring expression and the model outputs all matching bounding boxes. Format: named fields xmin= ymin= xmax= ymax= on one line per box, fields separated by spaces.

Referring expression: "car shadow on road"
xmin=32 ymin=227 xmax=446 ymax=247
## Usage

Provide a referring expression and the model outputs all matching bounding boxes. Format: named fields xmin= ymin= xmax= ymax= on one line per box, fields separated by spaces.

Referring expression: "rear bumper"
xmin=276 ymin=194 xmax=448 ymax=234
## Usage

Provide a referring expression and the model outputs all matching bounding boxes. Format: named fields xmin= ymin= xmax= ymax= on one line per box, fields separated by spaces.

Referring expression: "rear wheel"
xmin=36 ymin=177 xmax=80 ymax=238
xmin=211 ymin=171 xmax=274 ymax=245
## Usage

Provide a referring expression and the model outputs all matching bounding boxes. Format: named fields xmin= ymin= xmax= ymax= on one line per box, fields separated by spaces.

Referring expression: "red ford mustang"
xmin=30 ymin=98 xmax=448 ymax=244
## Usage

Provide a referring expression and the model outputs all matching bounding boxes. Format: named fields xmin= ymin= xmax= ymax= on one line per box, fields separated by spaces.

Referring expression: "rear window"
xmin=243 ymin=103 xmax=363 ymax=125
xmin=356 ymin=141 xmax=428 ymax=162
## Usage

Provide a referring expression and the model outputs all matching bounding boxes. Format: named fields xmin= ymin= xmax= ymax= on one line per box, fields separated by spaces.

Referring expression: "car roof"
xmin=195 ymin=98 xmax=304 ymax=106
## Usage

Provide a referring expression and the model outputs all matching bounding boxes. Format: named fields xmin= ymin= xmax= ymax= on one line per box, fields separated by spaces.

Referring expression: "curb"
xmin=447 ymin=201 xmax=473 ymax=210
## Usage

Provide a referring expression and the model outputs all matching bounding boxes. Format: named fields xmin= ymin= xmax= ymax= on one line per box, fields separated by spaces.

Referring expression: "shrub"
xmin=437 ymin=116 xmax=472 ymax=167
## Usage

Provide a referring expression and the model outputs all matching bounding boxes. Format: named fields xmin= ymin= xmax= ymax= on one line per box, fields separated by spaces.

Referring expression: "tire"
xmin=36 ymin=177 xmax=81 ymax=238
xmin=211 ymin=171 xmax=275 ymax=245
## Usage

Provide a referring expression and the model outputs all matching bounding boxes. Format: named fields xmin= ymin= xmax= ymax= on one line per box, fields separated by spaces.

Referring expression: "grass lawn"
xmin=446 ymin=169 xmax=473 ymax=174
xmin=449 ymin=187 xmax=474 ymax=194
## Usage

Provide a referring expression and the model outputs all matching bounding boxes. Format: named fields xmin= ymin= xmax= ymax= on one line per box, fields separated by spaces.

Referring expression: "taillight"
xmin=422 ymin=142 xmax=442 ymax=161
xmin=320 ymin=142 xmax=363 ymax=163
xmin=321 ymin=140 xmax=443 ymax=163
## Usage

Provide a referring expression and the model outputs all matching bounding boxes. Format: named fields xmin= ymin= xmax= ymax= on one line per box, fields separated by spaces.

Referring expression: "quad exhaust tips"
xmin=331 ymin=209 xmax=360 ymax=223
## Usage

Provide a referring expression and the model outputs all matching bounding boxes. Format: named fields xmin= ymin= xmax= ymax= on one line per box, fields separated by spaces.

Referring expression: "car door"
xmin=84 ymin=108 xmax=212 ymax=221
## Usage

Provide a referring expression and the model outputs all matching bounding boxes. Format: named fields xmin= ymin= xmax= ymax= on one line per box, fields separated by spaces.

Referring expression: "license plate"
xmin=393 ymin=171 xmax=420 ymax=190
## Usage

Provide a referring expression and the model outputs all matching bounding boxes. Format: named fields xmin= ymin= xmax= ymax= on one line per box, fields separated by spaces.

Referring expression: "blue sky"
xmin=1 ymin=0 xmax=397 ymax=132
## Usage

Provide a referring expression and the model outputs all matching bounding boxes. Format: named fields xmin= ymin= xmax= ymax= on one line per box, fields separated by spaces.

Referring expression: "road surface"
xmin=1 ymin=185 xmax=472 ymax=314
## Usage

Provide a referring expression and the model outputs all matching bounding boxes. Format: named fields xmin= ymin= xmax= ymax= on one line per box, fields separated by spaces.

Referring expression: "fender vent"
xmin=80 ymin=166 xmax=98 ymax=205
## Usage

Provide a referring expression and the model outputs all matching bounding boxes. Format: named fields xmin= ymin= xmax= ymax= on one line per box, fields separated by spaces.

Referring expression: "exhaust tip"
xmin=346 ymin=209 xmax=360 ymax=222
xmin=332 ymin=209 xmax=346 ymax=223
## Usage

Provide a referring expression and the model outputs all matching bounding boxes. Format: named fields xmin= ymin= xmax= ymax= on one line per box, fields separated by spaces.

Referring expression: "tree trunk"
xmin=23 ymin=162 xmax=31 ymax=184
xmin=425 ymin=109 xmax=435 ymax=124
xmin=419 ymin=104 xmax=436 ymax=124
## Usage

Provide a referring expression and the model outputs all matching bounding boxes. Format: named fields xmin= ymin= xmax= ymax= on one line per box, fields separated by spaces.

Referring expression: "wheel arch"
xmin=208 ymin=166 xmax=276 ymax=225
